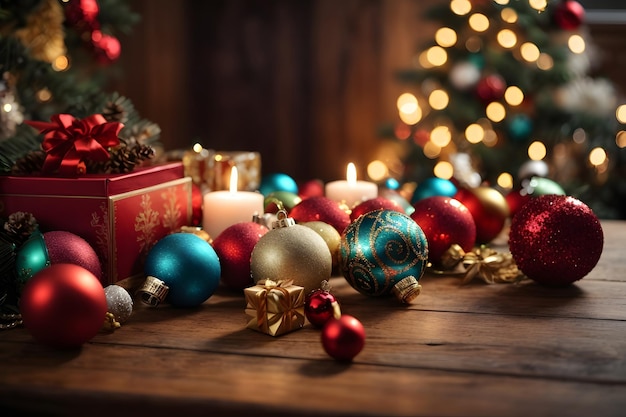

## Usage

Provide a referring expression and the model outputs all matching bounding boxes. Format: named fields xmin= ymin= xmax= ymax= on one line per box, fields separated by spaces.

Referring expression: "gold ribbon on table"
xmin=244 ymin=279 xmax=305 ymax=336
xmin=435 ymin=244 xmax=525 ymax=285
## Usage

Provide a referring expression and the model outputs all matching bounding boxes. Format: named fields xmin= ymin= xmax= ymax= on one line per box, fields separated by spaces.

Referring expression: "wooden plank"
xmin=1 ymin=342 xmax=626 ymax=417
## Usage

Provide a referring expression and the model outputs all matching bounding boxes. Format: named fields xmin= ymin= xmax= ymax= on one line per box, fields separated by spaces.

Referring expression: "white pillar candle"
xmin=202 ymin=166 xmax=265 ymax=239
xmin=325 ymin=162 xmax=378 ymax=208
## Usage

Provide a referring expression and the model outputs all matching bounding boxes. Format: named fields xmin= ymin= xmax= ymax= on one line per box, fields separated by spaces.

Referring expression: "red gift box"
xmin=0 ymin=162 xmax=192 ymax=286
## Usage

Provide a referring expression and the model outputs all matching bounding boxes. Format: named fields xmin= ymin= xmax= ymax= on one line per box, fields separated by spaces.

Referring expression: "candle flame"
xmin=347 ymin=162 xmax=357 ymax=186
xmin=229 ymin=166 xmax=238 ymax=192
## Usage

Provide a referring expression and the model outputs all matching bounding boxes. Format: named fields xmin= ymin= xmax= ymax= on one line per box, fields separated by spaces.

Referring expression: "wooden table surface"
xmin=1 ymin=220 xmax=626 ymax=417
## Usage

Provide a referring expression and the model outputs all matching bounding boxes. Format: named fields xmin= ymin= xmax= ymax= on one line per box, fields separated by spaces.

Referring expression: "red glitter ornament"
xmin=20 ymin=264 xmax=107 ymax=348
xmin=289 ymin=196 xmax=351 ymax=234
xmin=350 ymin=196 xmax=403 ymax=222
xmin=553 ymin=0 xmax=585 ymax=30
xmin=43 ymin=230 xmax=103 ymax=283
xmin=321 ymin=315 xmax=366 ymax=361
xmin=509 ymin=195 xmax=603 ymax=286
xmin=305 ymin=288 xmax=340 ymax=328
xmin=298 ymin=179 xmax=325 ymax=200
xmin=410 ymin=196 xmax=476 ymax=266
xmin=212 ymin=222 xmax=268 ymax=290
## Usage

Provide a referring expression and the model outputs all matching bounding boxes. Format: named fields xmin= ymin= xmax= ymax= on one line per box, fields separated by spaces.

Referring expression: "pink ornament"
xmin=43 ymin=230 xmax=102 ymax=283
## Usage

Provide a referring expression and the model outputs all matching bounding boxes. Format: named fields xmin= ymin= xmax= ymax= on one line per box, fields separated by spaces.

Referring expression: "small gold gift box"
xmin=244 ymin=279 xmax=305 ymax=337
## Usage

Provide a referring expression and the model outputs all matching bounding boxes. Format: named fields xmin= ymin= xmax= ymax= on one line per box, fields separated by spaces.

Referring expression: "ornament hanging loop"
xmin=272 ymin=209 xmax=295 ymax=229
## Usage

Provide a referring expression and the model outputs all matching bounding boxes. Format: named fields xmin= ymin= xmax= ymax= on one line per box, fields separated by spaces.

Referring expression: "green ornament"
xmin=526 ymin=177 xmax=565 ymax=197
xmin=15 ymin=230 xmax=50 ymax=285
xmin=264 ymin=191 xmax=302 ymax=212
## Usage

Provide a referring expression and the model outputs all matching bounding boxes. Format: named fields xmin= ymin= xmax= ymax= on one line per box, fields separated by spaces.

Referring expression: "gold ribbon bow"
xmin=436 ymin=244 xmax=525 ymax=285
xmin=245 ymin=279 xmax=305 ymax=336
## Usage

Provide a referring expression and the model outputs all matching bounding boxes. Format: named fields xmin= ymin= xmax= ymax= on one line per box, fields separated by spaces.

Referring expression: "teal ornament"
xmin=507 ymin=114 xmax=533 ymax=142
xmin=525 ymin=176 xmax=565 ymax=197
xmin=339 ymin=209 xmax=428 ymax=304
xmin=411 ymin=177 xmax=457 ymax=204
xmin=468 ymin=53 xmax=485 ymax=69
xmin=379 ymin=189 xmax=414 ymax=215
xmin=144 ymin=233 xmax=220 ymax=308
xmin=259 ymin=173 xmax=298 ymax=196
xmin=15 ymin=230 xmax=50 ymax=285
xmin=385 ymin=178 xmax=400 ymax=190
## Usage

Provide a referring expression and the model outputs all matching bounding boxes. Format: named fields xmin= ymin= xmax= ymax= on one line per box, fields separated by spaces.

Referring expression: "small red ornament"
xmin=64 ymin=0 xmax=100 ymax=31
xmin=509 ymin=195 xmax=603 ymax=286
xmin=475 ymin=74 xmax=506 ymax=104
xmin=553 ymin=0 xmax=585 ymax=30
xmin=350 ymin=196 xmax=403 ymax=222
xmin=454 ymin=186 xmax=509 ymax=244
xmin=305 ymin=288 xmax=340 ymax=328
xmin=20 ymin=264 xmax=107 ymax=348
xmin=298 ymin=179 xmax=325 ymax=200
xmin=321 ymin=315 xmax=366 ymax=361
xmin=505 ymin=188 xmax=531 ymax=219
xmin=410 ymin=196 xmax=476 ymax=266
xmin=91 ymin=31 xmax=121 ymax=64
xmin=191 ymin=183 xmax=203 ymax=226
xmin=289 ymin=196 xmax=351 ymax=234
xmin=212 ymin=222 xmax=268 ymax=290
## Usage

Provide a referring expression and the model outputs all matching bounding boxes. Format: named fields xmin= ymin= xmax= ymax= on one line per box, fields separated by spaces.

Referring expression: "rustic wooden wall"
xmin=113 ymin=0 xmax=626 ymax=184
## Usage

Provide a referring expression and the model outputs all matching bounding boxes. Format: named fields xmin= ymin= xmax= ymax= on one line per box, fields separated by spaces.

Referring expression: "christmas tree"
xmin=0 ymin=0 xmax=160 ymax=174
xmin=391 ymin=0 xmax=626 ymax=219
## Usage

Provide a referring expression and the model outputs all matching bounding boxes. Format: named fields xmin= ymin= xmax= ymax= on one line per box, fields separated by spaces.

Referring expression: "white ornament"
xmin=104 ymin=285 xmax=133 ymax=324
xmin=518 ymin=160 xmax=549 ymax=180
xmin=449 ymin=62 xmax=481 ymax=91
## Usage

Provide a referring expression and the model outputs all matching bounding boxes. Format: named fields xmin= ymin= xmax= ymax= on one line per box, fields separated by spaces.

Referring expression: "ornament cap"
xmin=252 ymin=212 xmax=272 ymax=229
xmin=272 ymin=209 xmax=296 ymax=229
xmin=392 ymin=276 xmax=422 ymax=304
xmin=137 ymin=275 xmax=169 ymax=307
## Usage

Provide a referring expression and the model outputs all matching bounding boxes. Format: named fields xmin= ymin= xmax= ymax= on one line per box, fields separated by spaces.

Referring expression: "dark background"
xmin=111 ymin=0 xmax=626 ymax=183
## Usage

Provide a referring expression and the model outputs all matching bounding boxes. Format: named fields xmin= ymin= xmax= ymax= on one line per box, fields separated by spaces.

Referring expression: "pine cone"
xmin=102 ymin=99 xmax=128 ymax=124
xmin=11 ymin=150 xmax=45 ymax=175
xmin=4 ymin=212 xmax=38 ymax=244
xmin=107 ymin=144 xmax=155 ymax=174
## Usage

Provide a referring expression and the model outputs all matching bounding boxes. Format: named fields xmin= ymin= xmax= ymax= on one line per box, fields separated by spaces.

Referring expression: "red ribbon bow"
xmin=25 ymin=114 xmax=123 ymax=175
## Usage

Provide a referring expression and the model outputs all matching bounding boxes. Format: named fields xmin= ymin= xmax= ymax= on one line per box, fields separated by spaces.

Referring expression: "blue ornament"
xmin=144 ymin=233 xmax=220 ymax=308
xmin=339 ymin=209 xmax=428 ymax=303
xmin=508 ymin=114 xmax=533 ymax=142
xmin=259 ymin=173 xmax=298 ymax=196
xmin=411 ymin=177 xmax=457 ymax=204
xmin=384 ymin=177 xmax=400 ymax=190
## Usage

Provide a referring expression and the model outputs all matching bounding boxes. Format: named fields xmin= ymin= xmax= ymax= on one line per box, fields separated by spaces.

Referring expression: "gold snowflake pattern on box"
xmin=135 ymin=194 xmax=160 ymax=256
xmin=161 ymin=186 xmax=181 ymax=230
xmin=90 ymin=202 xmax=110 ymax=270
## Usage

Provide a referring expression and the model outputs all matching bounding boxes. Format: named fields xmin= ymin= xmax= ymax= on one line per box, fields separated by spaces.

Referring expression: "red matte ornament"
xmin=321 ymin=315 xmax=366 ymax=361
xmin=350 ymin=196 xmax=403 ymax=222
xmin=298 ymin=179 xmax=325 ymax=200
xmin=410 ymin=196 xmax=476 ymax=266
xmin=289 ymin=196 xmax=351 ymax=234
xmin=509 ymin=195 xmax=603 ymax=286
xmin=20 ymin=264 xmax=107 ymax=348
xmin=212 ymin=222 xmax=269 ymax=290
xmin=454 ymin=186 xmax=509 ymax=244
xmin=91 ymin=31 xmax=121 ymax=64
xmin=475 ymin=74 xmax=506 ymax=104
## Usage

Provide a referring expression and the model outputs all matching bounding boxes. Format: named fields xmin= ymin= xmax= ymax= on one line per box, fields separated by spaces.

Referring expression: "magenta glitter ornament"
xmin=509 ymin=195 xmax=603 ymax=286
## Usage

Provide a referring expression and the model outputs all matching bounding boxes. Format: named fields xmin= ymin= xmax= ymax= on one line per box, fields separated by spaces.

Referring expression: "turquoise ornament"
xmin=507 ymin=114 xmax=533 ymax=142
xmin=15 ymin=230 xmax=50 ymax=285
xmin=411 ymin=177 xmax=457 ymax=204
xmin=525 ymin=176 xmax=565 ymax=197
xmin=259 ymin=173 xmax=298 ymax=196
xmin=144 ymin=233 xmax=220 ymax=308
xmin=339 ymin=209 xmax=428 ymax=304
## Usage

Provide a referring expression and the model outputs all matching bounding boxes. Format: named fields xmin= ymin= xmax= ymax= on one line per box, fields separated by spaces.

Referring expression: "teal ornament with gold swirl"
xmin=339 ymin=209 xmax=428 ymax=304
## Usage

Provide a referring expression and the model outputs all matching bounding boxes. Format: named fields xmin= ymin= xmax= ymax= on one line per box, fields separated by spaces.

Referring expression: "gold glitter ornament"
xmin=250 ymin=210 xmax=332 ymax=294
xmin=300 ymin=221 xmax=341 ymax=272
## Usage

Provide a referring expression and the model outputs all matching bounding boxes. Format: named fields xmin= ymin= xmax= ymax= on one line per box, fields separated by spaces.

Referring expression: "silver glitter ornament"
xmin=104 ymin=285 xmax=133 ymax=324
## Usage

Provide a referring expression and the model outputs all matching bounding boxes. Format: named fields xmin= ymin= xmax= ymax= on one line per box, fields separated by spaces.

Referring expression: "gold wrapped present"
xmin=244 ymin=279 xmax=305 ymax=337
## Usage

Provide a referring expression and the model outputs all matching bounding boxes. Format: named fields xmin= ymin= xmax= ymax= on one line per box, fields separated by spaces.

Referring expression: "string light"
xmin=52 ymin=55 xmax=69 ymax=71
xmin=486 ymin=102 xmax=506 ymax=122
xmin=469 ymin=13 xmax=490 ymax=32
xmin=36 ymin=88 xmax=52 ymax=102
xmin=397 ymin=93 xmax=422 ymax=125
xmin=497 ymin=172 xmax=513 ymax=189
xmin=520 ymin=42 xmax=540 ymax=62
xmin=573 ymin=128 xmax=586 ymax=143
xmin=465 ymin=123 xmax=484 ymax=143
xmin=537 ymin=53 xmax=554 ymax=70
xmin=434 ymin=161 xmax=454 ymax=179
xmin=568 ymin=35 xmax=586 ymax=54
xmin=504 ymin=86 xmax=524 ymax=106
xmin=589 ymin=147 xmax=607 ymax=167
xmin=426 ymin=46 xmax=448 ymax=66
xmin=428 ymin=89 xmax=449 ymax=110
xmin=500 ymin=8 xmax=517 ymax=23
xmin=423 ymin=141 xmax=441 ymax=159
xmin=2 ymin=103 xmax=12 ymax=113
xmin=417 ymin=51 xmax=434 ymax=69
xmin=616 ymin=131 xmax=626 ymax=148
xmin=616 ymin=104 xmax=626 ymax=123
xmin=497 ymin=29 xmax=517 ymax=48
xmin=367 ymin=160 xmax=388 ymax=181
xmin=430 ymin=126 xmax=452 ymax=147
xmin=483 ymin=129 xmax=498 ymax=147
xmin=494 ymin=0 xmax=509 ymax=4
xmin=465 ymin=36 xmax=482 ymax=52
xmin=528 ymin=141 xmax=546 ymax=160
xmin=529 ymin=0 xmax=547 ymax=12
xmin=435 ymin=27 xmax=457 ymax=47
xmin=450 ymin=0 xmax=471 ymax=16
